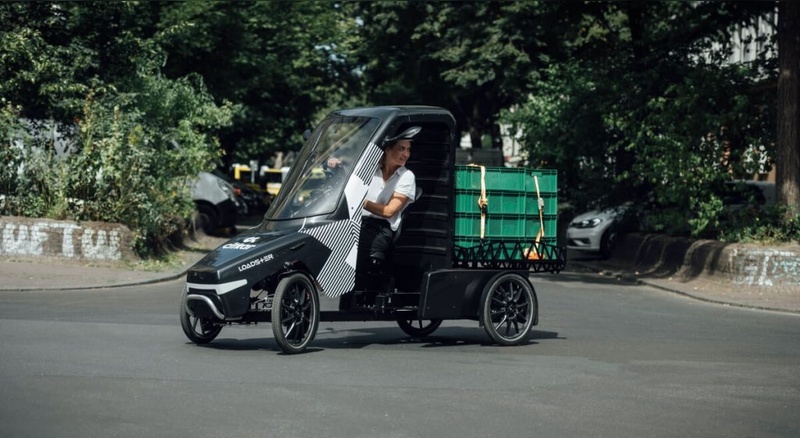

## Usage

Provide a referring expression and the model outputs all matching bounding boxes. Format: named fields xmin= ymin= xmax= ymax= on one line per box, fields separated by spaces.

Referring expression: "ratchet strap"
xmin=467 ymin=164 xmax=488 ymax=243
xmin=528 ymin=175 xmax=545 ymax=260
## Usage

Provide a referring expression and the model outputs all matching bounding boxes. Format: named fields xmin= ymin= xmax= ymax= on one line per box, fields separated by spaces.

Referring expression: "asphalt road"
xmin=1 ymin=272 xmax=798 ymax=438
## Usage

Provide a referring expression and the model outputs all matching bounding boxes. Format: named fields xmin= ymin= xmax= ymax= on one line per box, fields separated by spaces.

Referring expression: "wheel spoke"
xmin=286 ymin=321 xmax=298 ymax=339
xmin=494 ymin=314 xmax=508 ymax=330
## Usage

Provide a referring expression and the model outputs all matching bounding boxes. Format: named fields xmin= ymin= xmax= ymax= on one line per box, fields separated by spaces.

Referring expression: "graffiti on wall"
xmin=730 ymin=248 xmax=800 ymax=287
xmin=0 ymin=220 xmax=125 ymax=260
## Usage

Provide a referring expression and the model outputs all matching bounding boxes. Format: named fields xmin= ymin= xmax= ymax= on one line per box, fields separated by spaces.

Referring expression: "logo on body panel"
xmin=300 ymin=219 xmax=357 ymax=297
xmin=223 ymin=236 xmax=261 ymax=250
xmin=238 ymin=253 xmax=274 ymax=272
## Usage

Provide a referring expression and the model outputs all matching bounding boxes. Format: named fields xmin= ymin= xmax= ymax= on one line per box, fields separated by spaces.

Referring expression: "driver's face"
xmin=386 ymin=140 xmax=411 ymax=168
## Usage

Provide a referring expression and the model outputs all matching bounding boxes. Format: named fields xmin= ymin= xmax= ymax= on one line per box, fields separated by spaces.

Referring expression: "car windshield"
xmin=267 ymin=116 xmax=380 ymax=220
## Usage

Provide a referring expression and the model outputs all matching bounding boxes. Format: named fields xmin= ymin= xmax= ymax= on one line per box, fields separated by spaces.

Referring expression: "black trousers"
xmin=355 ymin=217 xmax=395 ymax=292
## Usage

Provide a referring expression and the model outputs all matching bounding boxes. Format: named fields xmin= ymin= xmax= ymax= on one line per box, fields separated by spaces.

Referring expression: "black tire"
xmin=397 ymin=319 xmax=443 ymax=338
xmin=480 ymin=273 xmax=536 ymax=346
xmin=179 ymin=288 xmax=222 ymax=344
xmin=599 ymin=227 xmax=618 ymax=259
xmin=195 ymin=204 xmax=218 ymax=235
xmin=271 ymin=273 xmax=320 ymax=354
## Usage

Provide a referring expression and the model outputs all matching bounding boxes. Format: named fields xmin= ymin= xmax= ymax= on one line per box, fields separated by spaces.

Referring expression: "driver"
xmin=340 ymin=127 xmax=420 ymax=308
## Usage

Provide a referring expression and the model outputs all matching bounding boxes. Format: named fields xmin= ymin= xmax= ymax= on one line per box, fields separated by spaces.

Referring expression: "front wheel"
xmin=599 ymin=227 xmax=619 ymax=259
xmin=179 ymin=288 xmax=222 ymax=344
xmin=480 ymin=273 xmax=536 ymax=346
xmin=271 ymin=273 xmax=320 ymax=354
xmin=397 ymin=319 xmax=443 ymax=338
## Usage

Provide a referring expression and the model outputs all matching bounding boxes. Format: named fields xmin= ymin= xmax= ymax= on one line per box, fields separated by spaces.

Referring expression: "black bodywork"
xmin=181 ymin=106 xmax=565 ymax=353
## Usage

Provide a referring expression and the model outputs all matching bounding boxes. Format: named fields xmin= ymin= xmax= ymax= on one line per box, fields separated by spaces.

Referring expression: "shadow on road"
xmin=187 ymin=326 xmax=563 ymax=354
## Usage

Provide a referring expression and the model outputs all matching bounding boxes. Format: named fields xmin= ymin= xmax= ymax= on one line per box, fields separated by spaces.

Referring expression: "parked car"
xmin=566 ymin=205 xmax=629 ymax=259
xmin=566 ymin=180 xmax=776 ymax=259
xmin=720 ymin=180 xmax=775 ymax=210
xmin=212 ymin=170 xmax=268 ymax=216
xmin=191 ymin=171 xmax=238 ymax=235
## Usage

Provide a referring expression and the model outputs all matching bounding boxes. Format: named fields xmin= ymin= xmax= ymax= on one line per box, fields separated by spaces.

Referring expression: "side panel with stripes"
xmin=299 ymin=143 xmax=383 ymax=297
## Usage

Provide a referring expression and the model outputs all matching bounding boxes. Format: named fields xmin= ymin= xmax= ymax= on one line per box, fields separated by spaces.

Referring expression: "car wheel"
xmin=397 ymin=319 xmax=443 ymax=338
xmin=179 ymin=288 xmax=222 ymax=344
xmin=271 ymin=273 xmax=320 ymax=354
xmin=599 ymin=228 xmax=618 ymax=259
xmin=196 ymin=204 xmax=218 ymax=235
xmin=480 ymin=273 xmax=536 ymax=346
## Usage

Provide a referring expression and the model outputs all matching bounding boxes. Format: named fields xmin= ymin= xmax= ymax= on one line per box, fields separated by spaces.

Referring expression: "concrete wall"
xmin=0 ymin=216 xmax=137 ymax=262
xmin=613 ymin=233 xmax=800 ymax=288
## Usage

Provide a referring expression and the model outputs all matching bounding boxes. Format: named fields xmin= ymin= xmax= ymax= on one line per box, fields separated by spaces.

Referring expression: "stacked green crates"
xmin=454 ymin=165 xmax=557 ymax=250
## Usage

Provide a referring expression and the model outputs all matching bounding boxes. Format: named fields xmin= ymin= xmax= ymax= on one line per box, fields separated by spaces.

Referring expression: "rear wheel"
xmin=599 ymin=227 xmax=618 ymax=259
xmin=179 ymin=288 xmax=222 ymax=344
xmin=271 ymin=273 xmax=320 ymax=354
xmin=480 ymin=273 xmax=536 ymax=346
xmin=397 ymin=319 xmax=443 ymax=338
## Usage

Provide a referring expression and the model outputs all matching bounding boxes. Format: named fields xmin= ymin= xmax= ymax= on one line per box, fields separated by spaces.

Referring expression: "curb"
xmin=0 ymin=270 xmax=189 ymax=292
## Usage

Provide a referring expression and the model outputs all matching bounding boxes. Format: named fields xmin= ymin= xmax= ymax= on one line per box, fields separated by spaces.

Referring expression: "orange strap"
xmin=528 ymin=175 xmax=545 ymax=260
xmin=467 ymin=164 xmax=488 ymax=241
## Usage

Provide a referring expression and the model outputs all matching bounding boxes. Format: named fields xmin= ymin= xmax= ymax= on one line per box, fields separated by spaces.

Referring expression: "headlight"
xmin=570 ymin=217 xmax=603 ymax=228
xmin=216 ymin=179 xmax=236 ymax=201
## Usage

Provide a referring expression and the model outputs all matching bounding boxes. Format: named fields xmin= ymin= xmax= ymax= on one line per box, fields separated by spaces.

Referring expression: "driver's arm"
xmin=363 ymin=193 xmax=408 ymax=219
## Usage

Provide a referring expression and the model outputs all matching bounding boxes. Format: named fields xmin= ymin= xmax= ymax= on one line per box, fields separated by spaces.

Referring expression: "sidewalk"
xmin=1 ymin=231 xmax=798 ymax=315
xmin=0 ymin=233 xmax=227 ymax=291
xmin=569 ymin=233 xmax=800 ymax=315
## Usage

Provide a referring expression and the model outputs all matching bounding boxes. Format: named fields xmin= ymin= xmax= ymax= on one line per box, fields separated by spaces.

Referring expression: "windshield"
xmin=267 ymin=116 xmax=380 ymax=220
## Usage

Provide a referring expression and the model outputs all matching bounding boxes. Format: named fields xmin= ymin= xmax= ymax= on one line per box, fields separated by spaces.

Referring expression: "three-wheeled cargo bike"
xmin=180 ymin=106 xmax=566 ymax=354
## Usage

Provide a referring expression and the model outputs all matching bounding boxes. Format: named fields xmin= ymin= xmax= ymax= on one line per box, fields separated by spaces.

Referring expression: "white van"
xmin=191 ymin=171 xmax=238 ymax=234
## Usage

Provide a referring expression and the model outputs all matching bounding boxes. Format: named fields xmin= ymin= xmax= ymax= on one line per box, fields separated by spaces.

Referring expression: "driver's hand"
xmin=326 ymin=157 xmax=342 ymax=169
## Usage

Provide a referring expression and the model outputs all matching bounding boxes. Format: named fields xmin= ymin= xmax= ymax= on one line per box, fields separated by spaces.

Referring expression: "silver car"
xmin=565 ymin=205 xmax=628 ymax=259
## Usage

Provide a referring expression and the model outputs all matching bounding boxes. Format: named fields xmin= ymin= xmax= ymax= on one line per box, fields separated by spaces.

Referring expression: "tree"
xmin=505 ymin=2 xmax=782 ymax=239
xmin=353 ymin=1 xmax=567 ymax=149
xmin=0 ymin=1 xmax=233 ymax=256
xmin=777 ymin=0 xmax=800 ymax=220
xmin=157 ymin=1 xmax=358 ymax=168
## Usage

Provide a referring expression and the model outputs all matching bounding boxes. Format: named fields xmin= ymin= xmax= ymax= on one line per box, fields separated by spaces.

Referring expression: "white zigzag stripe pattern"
xmin=300 ymin=142 xmax=384 ymax=297
xmin=299 ymin=219 xmax=358 ymax=297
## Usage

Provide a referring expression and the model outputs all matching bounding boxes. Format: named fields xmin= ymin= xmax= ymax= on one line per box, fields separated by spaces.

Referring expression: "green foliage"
xmin=157 ymin=1 xmax=357 ymax=166
xmin=1 ymin=72 xmax=233 ymax=256
xmin=503 ymin=1 xmax=792 ymax=243
xmin=1 ymin=0 xmax=795 ymax=249
xmin=0 ymin=2 xmax=233 ymax=257
xmin=718 ymin=206 xmax=800 ymax=244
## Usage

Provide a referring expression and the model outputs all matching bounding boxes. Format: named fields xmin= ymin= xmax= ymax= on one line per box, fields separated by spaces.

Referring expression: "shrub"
xmin=0 ymin=73 xmax=234 ymax=257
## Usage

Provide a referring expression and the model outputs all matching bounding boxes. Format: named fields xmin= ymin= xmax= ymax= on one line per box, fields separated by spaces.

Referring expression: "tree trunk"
xmin=777 ymin=1 xmax=800 ymax=220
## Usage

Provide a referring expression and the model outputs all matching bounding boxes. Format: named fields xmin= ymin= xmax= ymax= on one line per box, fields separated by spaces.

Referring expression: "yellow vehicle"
xmin=230 ymin=163 xmax=272 ymax=210
xmin=262 ymin=167 xmax=286 ymax=197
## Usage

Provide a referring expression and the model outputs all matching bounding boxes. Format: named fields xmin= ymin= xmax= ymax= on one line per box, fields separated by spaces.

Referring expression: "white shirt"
xmin=363 ymin=166 xmax=416 ymax=231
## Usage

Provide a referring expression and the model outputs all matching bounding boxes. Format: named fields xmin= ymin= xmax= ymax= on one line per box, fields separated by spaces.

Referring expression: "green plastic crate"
xmin=455 ymin=166 xmax=557 ymax=194
xmin=529 ymin=169 xmax=558 ymax=193
xmin=455 ymin=189 xmax=557 ymax=216
xmin=454 ymin=213 xmax=558 ymax=240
